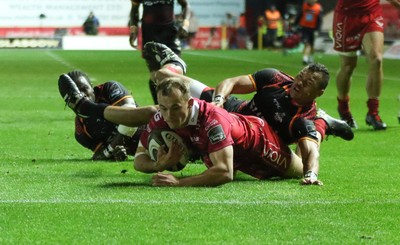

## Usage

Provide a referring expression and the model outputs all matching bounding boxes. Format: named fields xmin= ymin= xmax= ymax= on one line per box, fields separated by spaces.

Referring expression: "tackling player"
xmin=147 ymin=42 xmax=354 ymax=145
xmin=58 ymin=70 xmax=146 ymax=161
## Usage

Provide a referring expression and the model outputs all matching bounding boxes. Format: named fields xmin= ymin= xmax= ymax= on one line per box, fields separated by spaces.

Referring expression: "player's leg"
xmin=301 ymin=29 xmax=313 ymax=65
xmin=315 ymin=109 xmax=354 ymax=141
xmin=153 ymin=65 xmax=209 ymax=98
xmin=282 ymin=151 xmax=304 ymax=178
xmin=362 ymin=31 xmax=387 ymax=130
xmin=143 ymin=41 xmax=188 ymax=104
xmin=143 ymin=42 xmax=187 ymax=75
xmin=336 ymin=53 xmax=358 ymax=128
xmin=58 ymin=74 xmax=86 ymax=112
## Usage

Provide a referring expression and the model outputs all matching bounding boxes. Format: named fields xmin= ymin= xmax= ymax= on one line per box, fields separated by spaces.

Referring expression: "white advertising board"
xmin=0 ymin=0 xmax=244 ymax=27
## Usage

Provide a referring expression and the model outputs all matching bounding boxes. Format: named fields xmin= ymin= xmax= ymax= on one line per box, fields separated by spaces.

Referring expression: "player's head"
xmin=67 ymin=70 xmax=95 ymax=101
xmin=156 ymin=77 xmax=192 ymax=129
xmin=291 ymin=63 xmax=329 ymax=105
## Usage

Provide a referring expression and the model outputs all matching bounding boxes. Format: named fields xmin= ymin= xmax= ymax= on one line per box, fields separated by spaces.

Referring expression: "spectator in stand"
xmin=237 ymin=13 xmax=250 ymax=49
xmin=264 ymin=5 xmax=281 ymax=47
xmin=83 ymin=11 xmax=100 ymax=35
xmin=333 ymin=0 xmax=400 ymax=130
xmin=222 ymin=12 xmax=238 ymax=49
xmin=295 ymin=0 xmax=323 ymax=65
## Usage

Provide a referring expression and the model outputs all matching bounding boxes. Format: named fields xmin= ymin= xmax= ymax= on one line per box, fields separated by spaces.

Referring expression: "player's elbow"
xmin=221 ymin=171 xmax=234 ymax=183
xmin=133 ymin=157 xmax=157 ymax=173
xmin=213 ymin=169 xmax=234 ymax=186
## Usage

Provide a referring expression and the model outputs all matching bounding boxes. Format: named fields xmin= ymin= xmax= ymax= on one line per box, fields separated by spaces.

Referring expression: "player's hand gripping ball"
xmin=147 ymin=129 xmax=190 ymax=171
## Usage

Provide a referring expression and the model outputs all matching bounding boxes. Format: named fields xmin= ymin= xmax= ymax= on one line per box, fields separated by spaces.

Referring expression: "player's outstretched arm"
xmin=212 ymin=75 xmax=255 ymax=107
xmin=297 ymin=139 xmax=323 ymax=186
xmin=104 ymin=105 xmax=158 ymax=127
xmin=134 ymin=141 xmax=183 ymax=173
xmin=152 ymin=146 xmax=234 ymax=187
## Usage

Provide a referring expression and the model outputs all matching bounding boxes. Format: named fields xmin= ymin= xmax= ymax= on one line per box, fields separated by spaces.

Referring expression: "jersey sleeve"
xmin=203 ymin=110 xmax=235 ymax=154
xmin=251 ymin=68 xmax=280 ymax=91
xmin=139 ymin=111 xmax=169 ymax=150
xmin=96 ymin=81 xmax=132 ymax=105
xmin=74 ymin=117 xmax=99 ymax=151
xmin=290 ymin=117 xmax=319 ymax=142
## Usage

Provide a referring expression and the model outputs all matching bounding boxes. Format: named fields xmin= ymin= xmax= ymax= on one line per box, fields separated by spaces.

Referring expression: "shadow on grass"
xmin=352 ymin=125 xmax=399 ymax=134
xmin=99 ymin=181 xmax=151 ymax=188
xmin=98 ymin=176 xmax=291 ymax=189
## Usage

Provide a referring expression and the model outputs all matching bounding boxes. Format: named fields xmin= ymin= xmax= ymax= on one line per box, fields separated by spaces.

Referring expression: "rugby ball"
xmin=147 ymin=129 xmax=189 ymax=171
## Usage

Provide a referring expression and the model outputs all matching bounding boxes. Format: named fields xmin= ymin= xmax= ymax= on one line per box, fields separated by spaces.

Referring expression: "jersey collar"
xmin=188 ymin=99 xmax=199 ymax=126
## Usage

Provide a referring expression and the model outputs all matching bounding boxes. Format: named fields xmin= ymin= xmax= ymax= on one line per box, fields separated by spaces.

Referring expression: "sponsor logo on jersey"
xmin=274 ymin=112 xmax=286 ymax=123
xmin=207 ymin=125 xmax=226 ymax=144
xmin=335 ymin=22 xmax=343 ymax=49
xmin=110 ymin=90 xmax=122 ymax=99
xmin=273 ymin=98 xmax=281 ymax=109
xmin=154 ymin=112 xmax=162 ymax=121
xmin=205 ymin=119 xmax=218 ymax=131
xmin=263 ymin=144 xmax=288 ymax=170
xmin=190 ymin=136 xmax=200 ymax=142
xmin=143 ymin=0 xmax=173 ymax=6
xmin=374 ymin=17 xmax=384 ymax=28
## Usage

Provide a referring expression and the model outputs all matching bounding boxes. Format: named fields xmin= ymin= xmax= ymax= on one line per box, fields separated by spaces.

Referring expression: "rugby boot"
xmin=58 ymin=74 xmax=85 ymax=112
xmin=143 ymin=42 xmax=187 ymax=74
xmin=316 ymin=109 xmax=354 ymax=141
xmin=338 ymin=110 xmax=358 ymax=129
xmin=366 ymin=113 xmax=387 ymax=130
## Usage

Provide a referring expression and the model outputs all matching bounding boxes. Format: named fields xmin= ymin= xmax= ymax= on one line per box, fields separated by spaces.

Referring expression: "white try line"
xmin=1 ymin=199 xmax=399 ymax=205
xmin=46 ymin=50 xmax=99 ymax=83
xmin=45 ymin=50 xmax=76 ymax=70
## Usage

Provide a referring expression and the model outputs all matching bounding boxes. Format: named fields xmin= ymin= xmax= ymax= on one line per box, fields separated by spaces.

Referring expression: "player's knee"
xmin=368 ymin=53 xmax=383 ymax=67
xmin=341 ymin=63 xmax=357 ymax=74
xmin=154 ymin=66 xmax=182 ymax=82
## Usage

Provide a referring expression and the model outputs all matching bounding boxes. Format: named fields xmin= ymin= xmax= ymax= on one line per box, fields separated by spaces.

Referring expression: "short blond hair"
xmin=156 ymin=77 xmax=191 ymax=101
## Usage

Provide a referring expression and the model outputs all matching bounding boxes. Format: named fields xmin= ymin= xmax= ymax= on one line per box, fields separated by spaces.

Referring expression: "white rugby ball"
xmin=147 ymin=129 xmax=189 ymax=171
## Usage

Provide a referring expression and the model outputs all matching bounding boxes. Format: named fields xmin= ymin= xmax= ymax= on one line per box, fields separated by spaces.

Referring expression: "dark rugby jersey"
xmin=74 ymin=81 xmax=140 ymax=153
xmin=134 ymin=0 xmax=175 ymax=24
xmin=237 ymin=68 xmax=318 ymax=145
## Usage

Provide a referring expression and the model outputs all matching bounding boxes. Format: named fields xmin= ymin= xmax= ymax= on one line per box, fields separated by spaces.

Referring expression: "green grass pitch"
xmin=1 ymin=49 xmax=400 ymax=244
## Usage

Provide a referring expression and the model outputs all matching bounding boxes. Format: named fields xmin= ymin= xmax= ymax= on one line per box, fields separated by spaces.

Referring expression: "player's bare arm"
xmin=212 ymin=75 xmax=255 ymax=107
xmin=153 ymin=146 xmax=234 ymax=187
xmin=129 ymin=0 xmax=140 ymax=47
xmin=91 ymin=97 xmax=138 ymax=161
xmin=104 ymin=105 xmax=158 ymax=127
xmin=134 ymin=141 xmax=183 ymax=173
xmin=297 ymin=138 xmax=323 ymax=185
xmin=154 ymin=67 xmax=189 ymax=84
xmin=215 ymin=75 xmax=256 ymax=96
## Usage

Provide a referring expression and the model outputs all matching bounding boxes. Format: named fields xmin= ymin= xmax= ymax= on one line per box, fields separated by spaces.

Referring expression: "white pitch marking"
xmin=45 ymin=51 xmax=76 ymax=70
xmin=1 ymin=199 xmax=399 ymax=205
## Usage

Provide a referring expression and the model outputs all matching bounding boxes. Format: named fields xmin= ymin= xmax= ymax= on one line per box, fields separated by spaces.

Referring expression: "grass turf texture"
xmin=1 ymin=49 xmax=400 ymax=244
